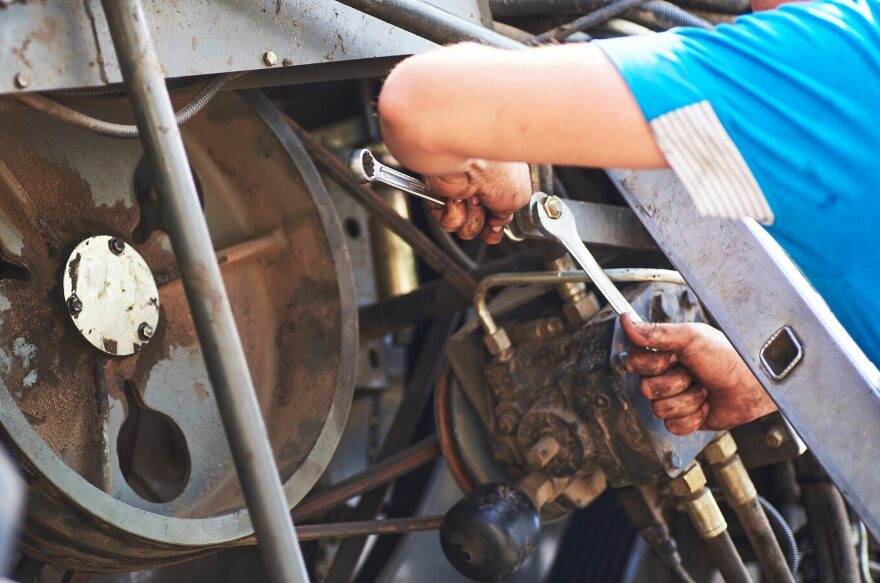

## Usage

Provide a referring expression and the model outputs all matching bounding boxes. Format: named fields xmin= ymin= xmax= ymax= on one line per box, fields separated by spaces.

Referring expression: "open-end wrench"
xmin=529 ymin=192 xmax=643 ymax=321
xmin=349 ymin=148 xmax=521 ymax=241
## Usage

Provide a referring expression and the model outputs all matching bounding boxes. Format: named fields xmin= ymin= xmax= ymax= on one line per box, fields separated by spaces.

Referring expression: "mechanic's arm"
xmin=378 ymin=43 xmax=666 ymax=243
xmin=379 ymin=43 xmax=665 ymax=174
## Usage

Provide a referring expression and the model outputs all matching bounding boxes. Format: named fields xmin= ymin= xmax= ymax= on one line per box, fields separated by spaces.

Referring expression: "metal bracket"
xmin=610 ymin=168 xmax=880 ymax=537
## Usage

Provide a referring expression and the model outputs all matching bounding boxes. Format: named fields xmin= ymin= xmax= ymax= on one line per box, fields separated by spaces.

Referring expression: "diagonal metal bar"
xmin=285 ymin=117 xmax=478 ymax=299
xmin=293 ymin=436 xmax=441 ymax=523
xmin=100 ymin=2 xmax=308 ymax=582
xmin=296 ymin=516 xmax=444 ymax=542
xmin=323 ymin=314 xmax=460 ymax=583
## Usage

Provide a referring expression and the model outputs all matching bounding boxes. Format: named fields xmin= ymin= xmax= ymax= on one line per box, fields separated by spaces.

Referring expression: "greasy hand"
xmin=425 ymin=160 xmax=531 ymax=244
xmin=620 ymin=313 xmax=778 ymax=436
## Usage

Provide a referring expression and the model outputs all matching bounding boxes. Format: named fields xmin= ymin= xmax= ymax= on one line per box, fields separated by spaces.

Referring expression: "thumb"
xmin=620 ymin=313 xmax=694 ymax=352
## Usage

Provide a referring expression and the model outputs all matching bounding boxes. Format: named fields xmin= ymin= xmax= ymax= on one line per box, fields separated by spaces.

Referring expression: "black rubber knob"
xmin=440 ymin=482 xmax=541 ymax=582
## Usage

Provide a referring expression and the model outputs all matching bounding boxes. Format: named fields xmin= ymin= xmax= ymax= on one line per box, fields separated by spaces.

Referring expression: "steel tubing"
xmin=100 ymin=2 xmax=308 ymax=582
xmin=296 ymin=516 xmax=444 ymax=541
xmin=292 ymin=436 xmax=441 ymax=522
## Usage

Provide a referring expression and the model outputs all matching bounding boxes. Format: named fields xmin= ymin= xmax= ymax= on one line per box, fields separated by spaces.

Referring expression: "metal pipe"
xmin=296 ymin=516 xmax=444 ymax=541
xmin=704 ymin=434 xmax=794 ymax=583
xmin=474 ymin=269 xmax=685 ymax=335
xmin=99 ymin=3 xmax=308 ymax=583
xmin=292 ymin=436 xmax=441 ymax=522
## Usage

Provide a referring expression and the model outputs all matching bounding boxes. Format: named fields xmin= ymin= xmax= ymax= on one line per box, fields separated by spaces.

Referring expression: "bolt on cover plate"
xmin=62 ymin=235 xmax=160 ymax=356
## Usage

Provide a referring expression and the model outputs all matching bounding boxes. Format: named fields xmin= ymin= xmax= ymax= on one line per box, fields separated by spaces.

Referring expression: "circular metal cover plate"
xmin=62 ymin=236 xmax=160 ymax=356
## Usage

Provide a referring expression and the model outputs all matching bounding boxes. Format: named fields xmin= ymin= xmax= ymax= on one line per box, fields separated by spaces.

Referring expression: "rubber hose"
xmin=526 ymin=0 xmax=649 ymax=43
xmin=630 ymin=0 xmax=713 ymax=29
xmin=489 ymin=0 xmax=747 ymax=15
xmin=758 ymin=495 xmax=801 ymax=575
xmin=10 ymin=73 xmax=234 ymax=139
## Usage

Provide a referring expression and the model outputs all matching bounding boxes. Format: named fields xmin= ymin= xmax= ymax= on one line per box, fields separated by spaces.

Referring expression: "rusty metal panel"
xmin=0 ymin=0 xmax=486 ymax=95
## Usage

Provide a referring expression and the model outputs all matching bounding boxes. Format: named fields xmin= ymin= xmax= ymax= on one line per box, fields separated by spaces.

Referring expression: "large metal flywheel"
xmin=0 ymin=90 xmax=357 ymax=571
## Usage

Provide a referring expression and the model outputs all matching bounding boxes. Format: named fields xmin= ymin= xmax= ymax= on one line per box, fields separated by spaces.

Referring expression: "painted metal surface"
xmin=611 ymin=168 xmax=880 ymax=537
xmin=0 ymin=90 xmax=356 ymax=570
xmin=62 ymin=235 xmax=160 ymax=356
xmin=0 ymin=0 xmax=485 ymax=95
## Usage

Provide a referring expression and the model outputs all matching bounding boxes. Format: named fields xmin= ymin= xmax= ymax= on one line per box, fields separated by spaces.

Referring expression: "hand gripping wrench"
xmin=349 ymin=148 xmax=521 ymax=240
xmin=528 ymin=192 xmax=643 ymax=322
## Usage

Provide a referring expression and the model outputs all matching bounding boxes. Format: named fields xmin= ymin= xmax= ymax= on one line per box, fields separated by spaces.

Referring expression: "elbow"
xmin=377 ymin=56 xmax=433 ymax=159
xmin=378 ymin=43 xmax=487 ymax=162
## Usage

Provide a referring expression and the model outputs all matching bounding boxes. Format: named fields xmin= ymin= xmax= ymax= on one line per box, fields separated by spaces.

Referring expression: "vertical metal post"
xmin=100 ymin=2 xmax=308 ymax=582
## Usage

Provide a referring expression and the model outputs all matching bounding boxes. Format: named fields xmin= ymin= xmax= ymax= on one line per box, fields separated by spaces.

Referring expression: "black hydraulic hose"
xmin=491 ymin=0 xmax=712 ymax=29
xmin=10 ymin=72 xmax=235 ymax=139
xmin=526 ymin=0 xmax=650 ymax=43
xmin=630 ymin=0 xmax=713 ymax=29
xmin=489 ymin=0 xmax=747 ymax=15
xmin=758 ymin=495 xmax=801 ymax=575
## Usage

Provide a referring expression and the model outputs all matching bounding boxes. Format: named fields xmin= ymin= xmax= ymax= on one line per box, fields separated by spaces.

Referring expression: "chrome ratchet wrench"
xmin=528 ymin=192 xmax=643 ymax=322
xmin=349 ymin=148 xmax=520 ymax=240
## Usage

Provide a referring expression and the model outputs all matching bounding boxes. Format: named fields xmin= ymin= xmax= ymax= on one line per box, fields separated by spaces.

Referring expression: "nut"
xmin=703 ymin=432 xmax=737 ymax=464
xmin=282 ymin=58 xmax=294 ymax=67
xmin=483 ymin=327 xmax=512 ymax=358
xmin=562 ymin=293 xmax=600 ymax=325
xmin=670 ymin=463 xmax=707 ymax=496
xmin=542 ymin=196 xmax=564 ymax=219
xmin=765 ymin=427 xmax=786 ymax=448
xmin=138 ymin=322 xmax=154 ymax=340
xmin=262 ymin=51 xmax=278 ymax=66
xmin=14 ymin=72 xmax=29 ymax=89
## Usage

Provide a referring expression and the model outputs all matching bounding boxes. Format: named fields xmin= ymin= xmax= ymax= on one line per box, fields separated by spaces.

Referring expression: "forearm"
xmin=378 ymin=42 xmax=667 ymax=175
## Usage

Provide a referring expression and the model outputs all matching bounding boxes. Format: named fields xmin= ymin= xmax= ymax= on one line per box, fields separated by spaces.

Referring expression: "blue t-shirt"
xmin=597 ymin=0 xmax=880 ymax=365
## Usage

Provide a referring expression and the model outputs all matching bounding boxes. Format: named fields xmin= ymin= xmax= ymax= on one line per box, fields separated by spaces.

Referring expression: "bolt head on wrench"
xmin=529 ymin=193 xmax=642 ymax=321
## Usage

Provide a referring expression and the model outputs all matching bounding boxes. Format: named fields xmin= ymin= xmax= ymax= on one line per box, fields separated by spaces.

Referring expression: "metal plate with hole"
xmin=760 ymin=325 xmax=804 ymax=380
xmin=62 ymin=236 xmax=160 ymax=357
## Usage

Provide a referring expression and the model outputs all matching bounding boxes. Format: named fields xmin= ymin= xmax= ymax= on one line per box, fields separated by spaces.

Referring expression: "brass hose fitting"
xmin=671 ymin=462 xmax=753 ymax=583
xmin=704 ymin=433 xmax=794 ymax=583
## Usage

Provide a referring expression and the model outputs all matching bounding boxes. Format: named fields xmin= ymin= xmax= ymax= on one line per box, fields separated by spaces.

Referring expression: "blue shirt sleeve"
xmin=596 ymin=0 xmax=880 ymax=364
xmin=596 ymin=0 xmax=880 ymax=252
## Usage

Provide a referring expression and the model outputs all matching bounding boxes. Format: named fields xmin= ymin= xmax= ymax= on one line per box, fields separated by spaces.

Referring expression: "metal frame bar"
xmin=610 ymin=169 xmax=880 ymax=537
xmin=99 ymin=2 xmax=309 ymax=582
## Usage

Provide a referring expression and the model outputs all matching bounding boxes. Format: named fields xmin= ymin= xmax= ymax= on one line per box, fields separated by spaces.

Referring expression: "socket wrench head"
xmin=349 ymin=148 xmax=377 ymax=183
